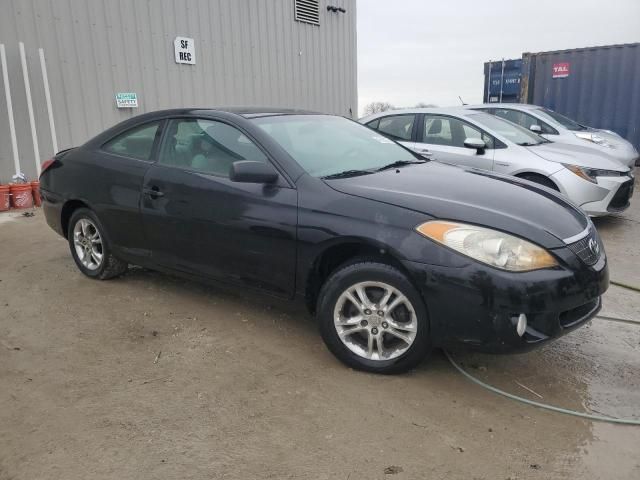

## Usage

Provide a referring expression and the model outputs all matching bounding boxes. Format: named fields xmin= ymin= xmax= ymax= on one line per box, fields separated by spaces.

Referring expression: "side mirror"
xmin=463 ymin=137 xmax=486 ymax=155
xmin=530 ymin=124 xmax=542 ymax=133
xmin=230 ymin=161 xmax=279 ymax=184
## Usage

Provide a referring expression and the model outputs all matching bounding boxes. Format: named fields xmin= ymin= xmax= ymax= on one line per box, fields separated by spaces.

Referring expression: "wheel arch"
xmin=514 ymin=171 xmax=560 ymax=191
xmin=304 ymin=237 xmax=415 ymax=314
xmin=60 ymin=199 xmax=92 ymax=239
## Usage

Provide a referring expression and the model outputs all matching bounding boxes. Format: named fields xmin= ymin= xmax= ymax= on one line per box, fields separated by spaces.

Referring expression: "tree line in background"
xmin=362 ymin=101 xmax=438 ymax=116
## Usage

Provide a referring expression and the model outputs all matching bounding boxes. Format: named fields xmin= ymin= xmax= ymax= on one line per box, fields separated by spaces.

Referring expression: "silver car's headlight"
xmin=575 ymin=132 xmax=613 ymax=148
xmin=416 ymin=221 xmax=558 ymax=272
xmin=562 ymin=163 xmax=626 ymax=183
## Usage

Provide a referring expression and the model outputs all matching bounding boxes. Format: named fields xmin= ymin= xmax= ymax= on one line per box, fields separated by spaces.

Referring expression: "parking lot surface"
xmin=1 ymin=178 xmax=639 ymax=480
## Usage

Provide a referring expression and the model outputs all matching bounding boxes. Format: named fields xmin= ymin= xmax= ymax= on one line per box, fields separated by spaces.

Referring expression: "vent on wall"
xmin=294 ymin=0 xmax=320 ymax=26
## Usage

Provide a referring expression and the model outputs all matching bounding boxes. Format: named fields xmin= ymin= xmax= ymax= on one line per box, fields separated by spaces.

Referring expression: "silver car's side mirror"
xmin=530 ymin=124 xmax=543 ymax=133
xmin=463 ymin=137 xmax=486 ymax=155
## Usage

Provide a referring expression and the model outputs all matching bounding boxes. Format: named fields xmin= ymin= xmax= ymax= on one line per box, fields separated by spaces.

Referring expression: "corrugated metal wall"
xmin=526 ymin=43 xmax=640 ymax=151
xmin=0 ymin=0 xmax=357 ymax=182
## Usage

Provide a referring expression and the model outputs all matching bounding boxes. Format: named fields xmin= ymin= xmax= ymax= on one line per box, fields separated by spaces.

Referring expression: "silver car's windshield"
xmin=467 ymin=112 xmax=548 ymax=146
xmin=252 ymin=115 xmax=421 ymax=178
xmin=534 ymin=108 xmax=587 ymax=131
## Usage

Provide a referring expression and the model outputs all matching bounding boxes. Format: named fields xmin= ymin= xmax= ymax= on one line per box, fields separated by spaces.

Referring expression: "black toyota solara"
xmin=40 ymin=108 xmax=609 ymax=374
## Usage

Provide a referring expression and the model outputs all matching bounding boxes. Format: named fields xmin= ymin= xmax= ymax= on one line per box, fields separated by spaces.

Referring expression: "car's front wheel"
xmin=68 ymin=208 xmax=128 ymax=280
xmin=317 ymin=260 xmax=431 ymax=374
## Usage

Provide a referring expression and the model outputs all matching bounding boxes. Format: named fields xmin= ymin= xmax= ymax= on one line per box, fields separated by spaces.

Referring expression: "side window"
xmin=375 ymin=114 xmax=416 ymax=141
xmin=159 ymin=118 xmax=267 ymax=177
xmin=103 ymin=122 xmax=161 ymax=161
xmin=423 ymin=116 xmax=494 ymax=149
xmin=521 ymin=112 xmax=557 ymax=134
xmin=461 ymin=123 xmax=495 ymax=149
xmin=365 ymin=119 xmax=380 ymax=130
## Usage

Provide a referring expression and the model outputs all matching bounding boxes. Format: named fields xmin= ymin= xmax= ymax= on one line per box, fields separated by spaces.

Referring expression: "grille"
xmin=567 ymin=228 xmax=601 ymax=266
xmin=608 ymin=179 xmax=634 ymax=211
xmin=294 ymin=0 xmax=320 ymax=26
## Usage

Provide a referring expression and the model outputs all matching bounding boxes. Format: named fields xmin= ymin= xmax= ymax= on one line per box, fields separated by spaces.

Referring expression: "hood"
xmin=326 ymin=161 xmax=588 ymax=249
xmin=528 ymin=142 xmax=629 ymax=171
xmin=594 ymin=130 xmax=639 ymax=153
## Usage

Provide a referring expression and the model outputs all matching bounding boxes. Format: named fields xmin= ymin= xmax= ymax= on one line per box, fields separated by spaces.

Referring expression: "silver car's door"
xmin=414 ymin=115 xmax=494 ymax=170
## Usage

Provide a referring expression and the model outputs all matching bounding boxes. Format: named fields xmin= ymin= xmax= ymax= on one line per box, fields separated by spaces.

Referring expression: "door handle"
xmin=143 ymin=187 xmax=164 ymax=198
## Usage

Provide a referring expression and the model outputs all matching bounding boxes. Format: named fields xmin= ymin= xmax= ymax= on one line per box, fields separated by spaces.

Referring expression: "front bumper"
xmin=551 ymin=168 xmax=634 ymax=216
xmin=402 ymin=245 xmax=609 ymax=353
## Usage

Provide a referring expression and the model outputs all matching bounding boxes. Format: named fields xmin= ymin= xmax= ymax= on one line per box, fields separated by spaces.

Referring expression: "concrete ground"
xmin=1 ymin=178 xmax=639 ymax=480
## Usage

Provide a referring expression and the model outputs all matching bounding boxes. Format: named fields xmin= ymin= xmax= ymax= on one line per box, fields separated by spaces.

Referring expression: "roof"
xmin=463 ymin=103 xmax=541 ymax=110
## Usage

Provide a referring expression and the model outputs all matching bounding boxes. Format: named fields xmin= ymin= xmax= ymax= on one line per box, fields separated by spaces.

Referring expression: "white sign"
xmin=115 ymin=92 xmax=138 ymax=108
xmin=174 ymin=36 xmax=195 ymax=64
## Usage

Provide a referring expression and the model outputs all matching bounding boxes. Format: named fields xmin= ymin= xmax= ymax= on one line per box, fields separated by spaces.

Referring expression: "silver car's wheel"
xmin=73 ymin=218 xmax=104 ymax=271
xmin=333 ymin=281 xmax=418 ymax=361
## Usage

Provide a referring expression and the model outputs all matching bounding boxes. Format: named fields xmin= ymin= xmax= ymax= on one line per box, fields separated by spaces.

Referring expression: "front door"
xmin=141 ymin=117 xmax=297 ymax=298
xmin=415 ymin=115 xmax=495 ymax=171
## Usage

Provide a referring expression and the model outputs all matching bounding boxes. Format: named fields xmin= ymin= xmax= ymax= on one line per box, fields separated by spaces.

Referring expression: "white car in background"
xmin=467 ymin=103 xmax=639 ymax=168
xmin=359 ymin=108 xmax=634 ymax=216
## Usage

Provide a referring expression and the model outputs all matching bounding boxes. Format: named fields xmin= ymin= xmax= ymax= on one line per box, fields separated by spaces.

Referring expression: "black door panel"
xmin=141 ymin=165 xmax=297 ymax=297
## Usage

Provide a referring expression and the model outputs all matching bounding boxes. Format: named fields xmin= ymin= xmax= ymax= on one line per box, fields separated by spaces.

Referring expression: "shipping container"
xmin=483 ymin=43 xmax=640 ymax=152
xmin=483 ymin=58 xmax=522 ymax=103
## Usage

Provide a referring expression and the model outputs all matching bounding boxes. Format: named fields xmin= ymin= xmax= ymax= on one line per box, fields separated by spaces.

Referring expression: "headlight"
xmin=575 ymin=132 xmax=613 ymax=148
xmin=562 ymin=164 xmax=626 ymax=183
xmin=415 ymin=221 xmax=558 ymax=272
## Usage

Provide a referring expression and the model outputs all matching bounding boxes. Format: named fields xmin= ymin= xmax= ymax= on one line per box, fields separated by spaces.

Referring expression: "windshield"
xmin=467 ymin=112 xmax=548 ymax=146
xmin=252 ymin=115 xmax=419 ymax=178
xmin=534 ymin=108 xmax=587 ymax=131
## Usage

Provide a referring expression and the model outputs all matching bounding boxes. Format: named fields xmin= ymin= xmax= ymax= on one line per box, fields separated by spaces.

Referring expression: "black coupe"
xmin=40 ymin=108 xmax=608 ymax=373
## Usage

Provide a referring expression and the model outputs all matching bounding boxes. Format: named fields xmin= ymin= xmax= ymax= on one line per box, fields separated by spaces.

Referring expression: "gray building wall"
xmin=0 ymin=0 xmax=357 ymax=183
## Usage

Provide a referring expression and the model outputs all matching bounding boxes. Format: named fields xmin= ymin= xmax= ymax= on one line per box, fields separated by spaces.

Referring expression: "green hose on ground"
xmin=611 ymin=279 xmax=640 ymax=293
xmin=444 ymin=296 xmax=640 ymax=426
xmin=445 ymin=349 xmax=640 ymax=426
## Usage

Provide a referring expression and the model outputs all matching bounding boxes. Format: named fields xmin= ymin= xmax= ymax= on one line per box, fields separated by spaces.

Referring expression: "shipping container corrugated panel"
xmin=483 ymin=58 xmax=522 ymax=103
xmin=527 ymin=43 xmax=640 ymax=152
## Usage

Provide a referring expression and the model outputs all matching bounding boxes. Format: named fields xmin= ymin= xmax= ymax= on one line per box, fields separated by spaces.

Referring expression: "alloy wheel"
xmin=73 ymin=218 xmax=104 ymax=271
xmin=333 ymin=281 xmax=418 ymax=361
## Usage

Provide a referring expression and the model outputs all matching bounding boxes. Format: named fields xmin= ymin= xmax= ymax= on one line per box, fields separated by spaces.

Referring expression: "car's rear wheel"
xmin=68 ymin=208 xmax=128 ymax=280
xmin=317 ymin=260 xmax=431 ymax=374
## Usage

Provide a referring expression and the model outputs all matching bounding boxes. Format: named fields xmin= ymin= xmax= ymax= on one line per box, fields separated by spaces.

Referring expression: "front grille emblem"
xmin=588 ymin=237 xmax=600 ymax=257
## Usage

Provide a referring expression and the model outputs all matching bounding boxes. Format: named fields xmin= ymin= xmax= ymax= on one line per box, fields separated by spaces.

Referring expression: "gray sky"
xmin=357 ymin=0 xmax=640 ymax=115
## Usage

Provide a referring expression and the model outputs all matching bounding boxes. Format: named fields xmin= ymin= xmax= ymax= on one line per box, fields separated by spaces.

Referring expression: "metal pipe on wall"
xmin=19 ymin=41 xmax=41 ymax=176
xmin=1 ymin=43 xmax=21 ymax=177
xmin=39 ymin=48 xmax=58 ymax=154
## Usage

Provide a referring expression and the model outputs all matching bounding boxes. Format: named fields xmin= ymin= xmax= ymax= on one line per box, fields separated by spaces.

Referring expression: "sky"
xmin=357 ymin=0 xmax=640 ymax=115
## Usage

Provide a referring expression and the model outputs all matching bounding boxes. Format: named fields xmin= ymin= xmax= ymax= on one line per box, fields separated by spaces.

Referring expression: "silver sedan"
xmin=466 ymin=103 xmax=639 ymax=168
xmin=359 ymin=107 xmax=634 ymax=216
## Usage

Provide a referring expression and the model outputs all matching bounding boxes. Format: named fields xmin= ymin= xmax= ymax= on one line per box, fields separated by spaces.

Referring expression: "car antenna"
xmin=458 ymin=96 xmax=467 ymax=106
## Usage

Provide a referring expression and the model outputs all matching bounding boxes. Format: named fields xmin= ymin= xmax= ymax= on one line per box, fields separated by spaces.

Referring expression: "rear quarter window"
xmin=103 ymin=122 xmax=161 ymax=161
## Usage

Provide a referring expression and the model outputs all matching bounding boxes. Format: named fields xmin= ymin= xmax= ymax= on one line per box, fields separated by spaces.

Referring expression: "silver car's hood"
xmin=527 ymin=142 xmax=628 ymax=171
xmin=594 ymin=129 xmax=639 ymax=153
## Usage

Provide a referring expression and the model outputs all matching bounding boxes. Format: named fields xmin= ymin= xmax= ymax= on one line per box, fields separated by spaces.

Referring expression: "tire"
xmin=67 ymin=208 xmax=128 ymax=280
xmin=317 ymin=260 xmax=431 ymax=374
xmin=517 ymin=173 xmax=559 ymax=191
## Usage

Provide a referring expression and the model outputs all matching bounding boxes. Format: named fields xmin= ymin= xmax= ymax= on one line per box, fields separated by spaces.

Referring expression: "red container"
xmin=9 ymin=183 xmax=34 ymax=209
xmin=31 ymin=181 xmax=42 ymax=207
xmin=0 ymin=185 xmax=10 ymax=211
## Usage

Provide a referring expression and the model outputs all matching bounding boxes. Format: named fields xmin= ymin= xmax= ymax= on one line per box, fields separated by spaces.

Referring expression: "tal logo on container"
xmin=552 ymin=62 xmax=570 ymax=78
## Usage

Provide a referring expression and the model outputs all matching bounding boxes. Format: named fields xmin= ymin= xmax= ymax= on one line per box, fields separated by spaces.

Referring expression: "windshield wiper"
xmin=516 ymin=142 xmax=541 ymax=147
xmin=321 ymin=169 xmax=374 ymax=179
xmin=375 ymin=159 xmax=427 ymax=172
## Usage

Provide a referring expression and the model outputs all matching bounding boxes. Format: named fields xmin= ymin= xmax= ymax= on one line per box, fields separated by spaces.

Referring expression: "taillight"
xmin=40 ymin=158 xmax=55 ymax=177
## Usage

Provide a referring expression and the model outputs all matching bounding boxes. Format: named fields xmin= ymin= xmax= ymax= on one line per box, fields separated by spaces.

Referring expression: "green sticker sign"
xmin=115 ymin=92 xmax=138 ymax=108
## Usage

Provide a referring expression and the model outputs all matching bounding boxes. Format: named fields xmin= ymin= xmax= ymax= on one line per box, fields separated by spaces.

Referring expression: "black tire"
xmin=517 ymin=173 xmax=559 ymax=191
xmin=67 ymin=208 xmax=128 ymax=280
xmin=316 ymin=260 xmax=431 ymax=374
